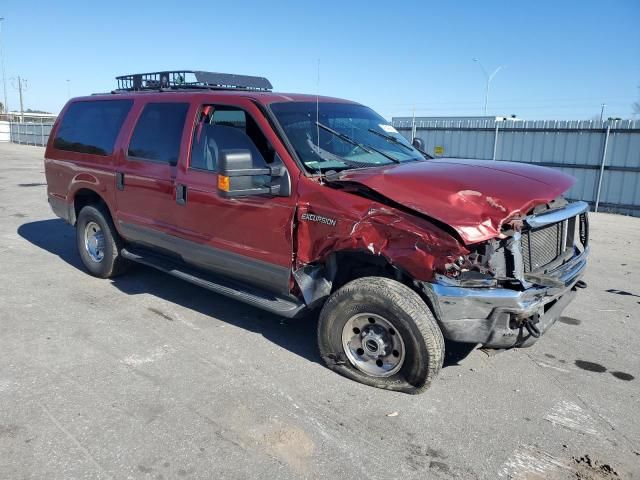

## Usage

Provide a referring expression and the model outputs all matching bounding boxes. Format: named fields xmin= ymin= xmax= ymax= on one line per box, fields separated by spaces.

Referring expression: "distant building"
xmin=392 ymin=115 xmax=522 ymax=124
xmin=5 ymin=111 xmax=58 ymax=123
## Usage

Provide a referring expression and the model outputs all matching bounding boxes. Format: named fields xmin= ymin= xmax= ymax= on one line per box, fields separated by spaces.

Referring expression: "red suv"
xmin=44 ymin=70 xmax=589 ymax=393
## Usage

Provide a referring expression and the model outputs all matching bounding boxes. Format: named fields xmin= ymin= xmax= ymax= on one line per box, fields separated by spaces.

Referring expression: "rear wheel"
xmin=318 ymin=277 xmax=444 ymax=394
xmin=76 ymin=204 xmax=129 ymax=278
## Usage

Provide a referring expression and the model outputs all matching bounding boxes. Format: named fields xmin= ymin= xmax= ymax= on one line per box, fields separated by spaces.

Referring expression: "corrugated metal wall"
xmin=392 ymin=119 xmax=640 ymax=216
xmin=9 ymin=117 xmax=640 ymax=216
xmin=9 ymin=122 xmax=54 ymax=147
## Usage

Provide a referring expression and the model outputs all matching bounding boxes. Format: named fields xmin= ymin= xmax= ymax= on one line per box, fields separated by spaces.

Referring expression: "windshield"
xmin=270 ymin=102 xmax=424 ymax=172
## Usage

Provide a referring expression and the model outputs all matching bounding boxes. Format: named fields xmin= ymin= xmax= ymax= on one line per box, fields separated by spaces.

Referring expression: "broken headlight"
xmin=437 ymin=233 xmax=529 ymax=287
xmin=438 ymin=246 xmax=499 ymax=287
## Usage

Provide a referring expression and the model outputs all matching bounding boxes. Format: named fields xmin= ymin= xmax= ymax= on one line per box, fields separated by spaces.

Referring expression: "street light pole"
xmin=66 ymin=79 xmax=70 ymax=99
xmin=17 ymin=76 xmax=24 ymax=122
xmin=473 ymin=58 xmax=504 ymax=116
xmin=599 ymin=103 xmax=606 ymax=123
xmin=0 ymin=18 xmax=8 ymax=117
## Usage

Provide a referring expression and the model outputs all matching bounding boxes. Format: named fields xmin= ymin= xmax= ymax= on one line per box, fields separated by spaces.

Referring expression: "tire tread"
xmin=318 ymin=276 xmax=444 ymax=394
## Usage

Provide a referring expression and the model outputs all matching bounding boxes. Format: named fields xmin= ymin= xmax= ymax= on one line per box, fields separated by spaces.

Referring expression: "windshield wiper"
xmin=305 ymin=136 xmax=366 ymax=170
xmin=316 ymin=122 xmax=400 ymax=164
xmin=316 ymin=122 xmax=371 ymax=152
xmin=368 ymin=128 xmax=434 ymax=160
xmin=367 ymin=128 xmax=413 ymax=152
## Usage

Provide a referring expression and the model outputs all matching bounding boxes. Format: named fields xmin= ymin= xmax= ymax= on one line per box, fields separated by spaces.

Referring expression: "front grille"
xmin=521 ymin=222 xmax=565 ymax=272
xmin=579 ymin=212 xmax=589 ymax=247
xmin=518 ymin=207 xmax=589 ymax=275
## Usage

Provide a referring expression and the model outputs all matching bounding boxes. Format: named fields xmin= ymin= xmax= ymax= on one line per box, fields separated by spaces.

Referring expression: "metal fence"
xmin=7 ymin=117 xmax=640 ymax=217
xmin=9 ymin=121 xmax=54 ymax=147
xmin=392 ymin=118 xmax=640 ymax=217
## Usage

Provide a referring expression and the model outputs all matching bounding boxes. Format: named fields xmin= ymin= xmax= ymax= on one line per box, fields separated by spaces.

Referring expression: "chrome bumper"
xmin=422 ymin=249 xmax=588 ymax=348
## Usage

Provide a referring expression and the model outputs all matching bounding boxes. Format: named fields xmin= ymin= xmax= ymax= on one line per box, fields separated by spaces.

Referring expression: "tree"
xmin=0 ymin=102 xmax=4 ymax=114
xmin=633 ymin=84 xmax=640 ymax=117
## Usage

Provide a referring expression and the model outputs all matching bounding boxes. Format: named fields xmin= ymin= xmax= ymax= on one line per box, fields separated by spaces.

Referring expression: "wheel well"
xmin=72 ymin=189 xmax=107 ymax=224
xmin=327 ymin=251 xmax=440 ymax=321
xmin=330 ymin=251 xmax=406 ymax=293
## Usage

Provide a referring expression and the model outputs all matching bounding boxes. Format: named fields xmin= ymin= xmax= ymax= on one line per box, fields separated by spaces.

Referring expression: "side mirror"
xmin=411 ymin=137 xmax=433 ymax=159
xmin=217 ymin=149 xmax=290 ymax=198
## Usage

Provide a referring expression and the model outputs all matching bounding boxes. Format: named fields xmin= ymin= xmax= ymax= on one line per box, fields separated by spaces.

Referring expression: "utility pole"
xmin=11 ymin=76 xmax=26 ymax=122
xmin=599 ymin=103 xmax=606 ymax=122
xmin=473 ymin=58 xmax=505 ymax=116
xmin=18 ymin=76 xmax=24 ymax=122
xmin=0 ymin=18 xmax=8 ymax=117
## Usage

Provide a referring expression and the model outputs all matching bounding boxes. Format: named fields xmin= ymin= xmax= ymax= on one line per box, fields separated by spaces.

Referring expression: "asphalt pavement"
xmin=0 ymin=142 xmax=638 ymax=479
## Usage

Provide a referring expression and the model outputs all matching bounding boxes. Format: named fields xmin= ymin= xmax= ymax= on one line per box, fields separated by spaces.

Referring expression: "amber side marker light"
xmin=218 ymin=175 xmax=230 ymax=192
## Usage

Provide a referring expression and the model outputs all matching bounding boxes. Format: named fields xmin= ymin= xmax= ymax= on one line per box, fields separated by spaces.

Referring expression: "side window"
xmin=128 ymin=103 xmax=189 ymax=165
xmin=54 ymin=100 xmax=133 ymax=155
xmin=212 ymin=108 xmax=246 ymax=128
xmin=190 ymin=105 xmax=274 ymax=172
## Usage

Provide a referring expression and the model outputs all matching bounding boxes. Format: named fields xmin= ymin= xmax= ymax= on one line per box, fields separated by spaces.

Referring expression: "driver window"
xmin=190 ymin=105 xmax=274 ymax=172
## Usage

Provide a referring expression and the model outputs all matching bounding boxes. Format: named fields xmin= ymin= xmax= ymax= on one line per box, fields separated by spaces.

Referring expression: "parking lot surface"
xmin=0 ymin=142 xmax=638 ymax=479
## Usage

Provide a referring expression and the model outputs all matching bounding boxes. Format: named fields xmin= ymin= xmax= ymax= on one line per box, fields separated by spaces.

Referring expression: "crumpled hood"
xmin=335 ymin=158 xmax=575 ymax=244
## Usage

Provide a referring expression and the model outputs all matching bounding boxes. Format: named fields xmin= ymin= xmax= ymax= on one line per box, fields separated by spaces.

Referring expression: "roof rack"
xmin=114 ymin=70 xmax=273 ymax=92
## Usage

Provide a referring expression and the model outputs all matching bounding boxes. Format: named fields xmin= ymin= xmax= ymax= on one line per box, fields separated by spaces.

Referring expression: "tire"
xmin=317 ymin=277 xmax=444 ymax=394
xmin=76 ymin=204 xmax=129 ymax=278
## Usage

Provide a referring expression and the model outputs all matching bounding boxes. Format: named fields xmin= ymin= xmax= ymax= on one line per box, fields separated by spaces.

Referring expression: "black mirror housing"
xmin=217 ymin=149 xmax=290 ymax=198
xmin=218 ymin=150 xmax=263 ymax=176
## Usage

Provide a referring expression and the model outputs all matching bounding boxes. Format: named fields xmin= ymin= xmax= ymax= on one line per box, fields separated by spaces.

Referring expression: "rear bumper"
xmin=421 ymin=249 xmax=588 ymax=348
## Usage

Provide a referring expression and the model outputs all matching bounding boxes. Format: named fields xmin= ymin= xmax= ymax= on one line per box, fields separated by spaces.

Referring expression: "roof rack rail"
xmin=114 ymin=70 xmax=273 ymax=92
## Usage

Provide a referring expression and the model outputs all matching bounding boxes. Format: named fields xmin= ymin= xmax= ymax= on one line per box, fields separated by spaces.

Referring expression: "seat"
xmin=194 ymin=124 xmax=267 ymax=172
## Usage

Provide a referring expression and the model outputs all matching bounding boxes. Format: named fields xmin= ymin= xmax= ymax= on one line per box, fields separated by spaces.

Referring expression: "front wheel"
xmin=317 ymin=277 xmax=444 ymax=394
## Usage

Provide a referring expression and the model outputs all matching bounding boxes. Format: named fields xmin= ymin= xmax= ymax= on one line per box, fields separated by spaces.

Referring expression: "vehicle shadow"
xmin=443 ymin=341 xmax=477 ymax=367
xmin=17 ymin=217 xmax=85 ymax=270
xmin=17 ymin=219 xmax=320 ymax=365
xmin=18 ymin=218 xmax=476 ymax=371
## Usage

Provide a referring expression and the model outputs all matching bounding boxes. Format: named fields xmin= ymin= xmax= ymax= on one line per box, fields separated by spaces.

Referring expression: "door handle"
xmin=176 ymin=184 xmax=187 ymax=205
xmin=116 ymin=172 xmax=125 ymax=191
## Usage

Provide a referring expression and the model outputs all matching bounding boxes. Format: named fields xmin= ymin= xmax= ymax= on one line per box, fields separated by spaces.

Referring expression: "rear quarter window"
xmin=53 ymin=100 xmax=133 ymax=155
xmin=127 ymin=103 xmax=189 ymax=165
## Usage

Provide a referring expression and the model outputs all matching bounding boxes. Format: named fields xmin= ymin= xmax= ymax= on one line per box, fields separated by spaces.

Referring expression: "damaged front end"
xmin=422 ymin=200 xmax=590 ymax=348
xmin=292 ymin=172 xmax=589 ymax=349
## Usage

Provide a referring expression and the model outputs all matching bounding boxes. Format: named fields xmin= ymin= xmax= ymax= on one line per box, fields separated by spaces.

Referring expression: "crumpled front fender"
xmin=294 ymin=181 xmax=467 ymax=283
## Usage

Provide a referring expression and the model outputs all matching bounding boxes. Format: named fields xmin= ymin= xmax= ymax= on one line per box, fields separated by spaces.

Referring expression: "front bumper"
xmin=421 ymin=249 xmax=588 ymax=348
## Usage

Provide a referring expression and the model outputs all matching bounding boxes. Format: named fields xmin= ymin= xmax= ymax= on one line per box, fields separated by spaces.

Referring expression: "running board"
xmin=121 ymin=247 xmax=307 ymax=318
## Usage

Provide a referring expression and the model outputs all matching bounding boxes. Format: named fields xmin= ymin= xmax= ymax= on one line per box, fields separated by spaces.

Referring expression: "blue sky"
xmin=1 ymin=0 xmax=638 ymax=120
